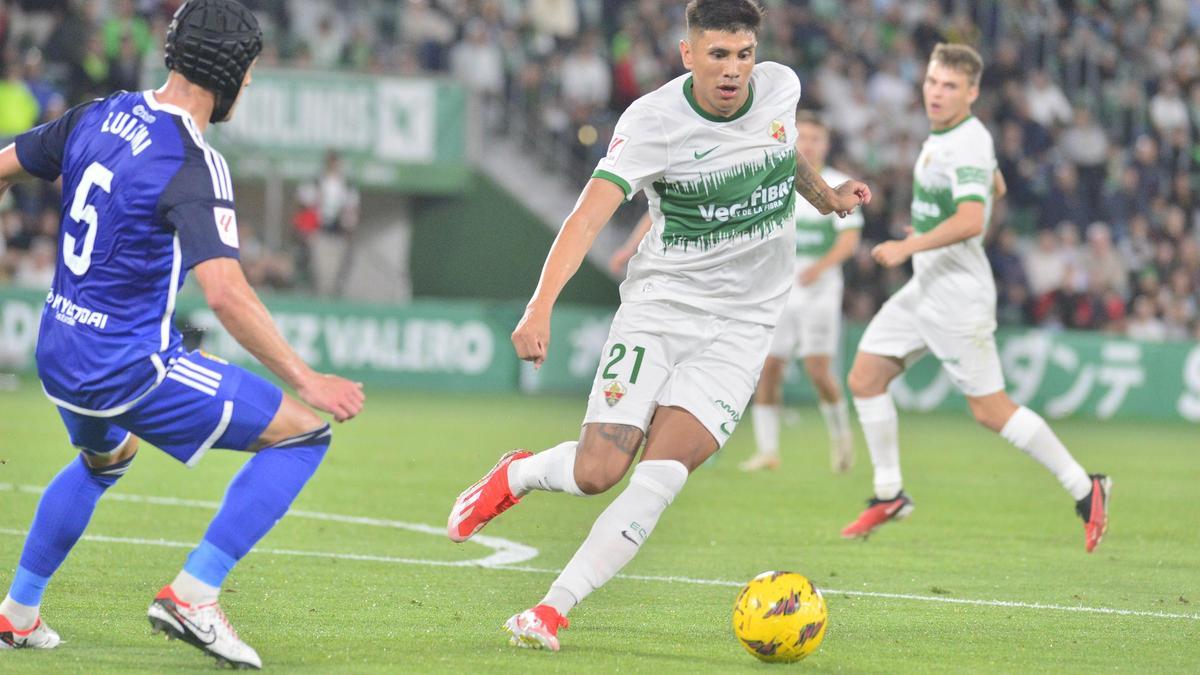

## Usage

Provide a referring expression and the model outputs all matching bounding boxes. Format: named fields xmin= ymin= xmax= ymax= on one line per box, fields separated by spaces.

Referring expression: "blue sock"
xmin=9 ymin=454 xmax=132 ymax=606
xmin=183 ymin=426 xmax=331 ymax=588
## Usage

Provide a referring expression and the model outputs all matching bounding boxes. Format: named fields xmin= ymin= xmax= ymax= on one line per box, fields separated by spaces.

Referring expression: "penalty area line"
xmin=0 ymin=527 xmax=1194 ymax=622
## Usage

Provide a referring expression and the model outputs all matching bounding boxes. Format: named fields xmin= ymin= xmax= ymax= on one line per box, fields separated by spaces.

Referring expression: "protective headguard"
xmin=164 ymin=0 xmax=263 ymax=124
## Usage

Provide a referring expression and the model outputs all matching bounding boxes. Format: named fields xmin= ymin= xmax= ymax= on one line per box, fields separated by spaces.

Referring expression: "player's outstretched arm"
xmin=794 ymin=152 xmax=871 ymax=217
xmin=513 ymin=178 xmax=625 ymax=367
xmin=193 ymin=258 xmax=364 ymax=421
xmin=0 ymin=144 xmax=34 ymax=197
xmin=871 ymin=201 xmax=985 ymax=268
xmin=607 ymin=211 xmax=653 ymax=275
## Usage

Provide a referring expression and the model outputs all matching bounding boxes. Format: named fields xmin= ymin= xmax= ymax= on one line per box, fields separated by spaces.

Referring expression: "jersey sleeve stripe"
xmin=592 ymin=169 xmax=632 ymax=198
xmin=179 ymin=115 xmax=231 ymax=201
xmin=214 ymin=151 xmax=233 ymax=200
xmin=954 ymin=195 xmax=986 ymax=205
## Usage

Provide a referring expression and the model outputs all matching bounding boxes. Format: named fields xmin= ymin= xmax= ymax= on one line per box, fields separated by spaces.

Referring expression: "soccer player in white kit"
xmin=446 ymin=0 xmax=870 ymax=651
xmin=840 ymin=44 xmax=1111 ymax=553
xmin=741 ymin=111 xmax=860 ymax=474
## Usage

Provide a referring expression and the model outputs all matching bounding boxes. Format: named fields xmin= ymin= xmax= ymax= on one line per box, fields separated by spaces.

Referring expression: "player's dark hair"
xmin=685 ymin=0 xmax=764 ymax=36
xmin=165 ymin=0 xmax=263 ymax=124
xmin=795 ymin=110 xmax=827 ymax=130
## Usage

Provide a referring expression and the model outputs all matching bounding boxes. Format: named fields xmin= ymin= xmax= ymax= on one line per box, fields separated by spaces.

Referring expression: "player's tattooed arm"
xmin=795 ymin=153 xmax=872 ymax=217
xmin=794 ymin=152 xmax=836 ymax=214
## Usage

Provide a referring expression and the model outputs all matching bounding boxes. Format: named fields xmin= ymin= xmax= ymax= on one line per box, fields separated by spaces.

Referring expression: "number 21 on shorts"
xmin=602 ymin=343 xmax=646 ymax=383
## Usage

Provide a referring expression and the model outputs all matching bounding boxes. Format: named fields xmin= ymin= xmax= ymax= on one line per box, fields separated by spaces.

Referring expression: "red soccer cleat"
xmin=840 ymin=491 xmax=914 ymax=539
xmin=1076 ymin=474 xmax=1112 ymax=553
xmin=504 ymin=604 xmax=570 ymax=651
xmin=447 ymin=449 xmax=532 ymax=543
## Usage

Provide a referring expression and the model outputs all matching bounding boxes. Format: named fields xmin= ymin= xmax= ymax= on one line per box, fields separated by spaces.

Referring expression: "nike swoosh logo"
xmin=720 ymin=422 xmax=734 ymax=436
xmin=170 ymin=607 xmax=217 ymax=645
xmin=693 ymin=145 xmax=720 ymax=159
xmin=620 ymin=530 xmax=640 ymax=546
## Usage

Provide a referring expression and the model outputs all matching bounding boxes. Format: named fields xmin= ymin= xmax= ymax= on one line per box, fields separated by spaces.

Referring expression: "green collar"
xmin=930 ymin=114 xmax=974 ymax=135
xmin=683 ymin=75 xmax=754 ymax=123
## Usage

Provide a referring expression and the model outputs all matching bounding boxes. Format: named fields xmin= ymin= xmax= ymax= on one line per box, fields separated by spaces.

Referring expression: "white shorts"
xmin=583 ymin=300 xmax=772 ymax=448
xmin=768 ymin=280 xmax=842 ymax=360
xmin=858 ymin=281 xmax=1005 ymax=397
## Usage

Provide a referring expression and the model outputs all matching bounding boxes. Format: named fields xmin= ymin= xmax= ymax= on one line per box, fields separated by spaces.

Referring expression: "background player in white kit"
xmin=741 ymin=111 xmax=860 ymax=474
xmin=446 ymin=0 xmax=869 ymax=652
xmin=840 ymin=44 xmax=1111 ymax=552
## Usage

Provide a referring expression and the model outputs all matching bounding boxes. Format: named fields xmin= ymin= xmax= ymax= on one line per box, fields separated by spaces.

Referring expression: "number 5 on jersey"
xmin=64 ymin=161 xmax=114 ymax=275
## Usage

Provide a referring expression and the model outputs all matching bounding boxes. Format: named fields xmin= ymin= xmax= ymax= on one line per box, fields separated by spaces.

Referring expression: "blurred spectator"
xmin=0 ymin=60 xmax=38 ymax=138
xmin=1024 ymin=70 xmax=1072 ymax=128
xmin=1026 ymin=229 xmax=1067 ymax=298
xmin=101 ymin=0 xmax=152 ymax=59
xmin=560 ymin=33 xmax=611 ymax=111
xmin=1126 ymin=296 xmax=1166 ymax=342
xmin=450 ymin=18 xmax=504 ymax=125
xmin=1058 ymin=107 xmax=1108 ymax=206
xmin=1149 ymin=79 xmax=1189 ymax=136
xmin=1040 ymin=165 xmax=1090 ymax=231
xmin=1080 ymin=222 xmax=1128 ymax=297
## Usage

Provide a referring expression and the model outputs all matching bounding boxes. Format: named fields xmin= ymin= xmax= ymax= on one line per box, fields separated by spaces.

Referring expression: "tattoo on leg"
xmin=596 ymin=424 xmax=643 ymax=456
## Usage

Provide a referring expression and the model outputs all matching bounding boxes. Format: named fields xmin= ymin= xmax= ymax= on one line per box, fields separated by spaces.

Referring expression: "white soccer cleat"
xmin=504 ymin=604 xmax=569 ymax=652
xmin=147 ymin=585 xmax=262 ymax=669
xmin=0 ymin=615 xmax=61 ymax=649
xmin=739 ymin=452 xmax=781 ymax=472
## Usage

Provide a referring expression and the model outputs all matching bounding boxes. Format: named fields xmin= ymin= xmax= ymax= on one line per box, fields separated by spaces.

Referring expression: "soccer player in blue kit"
xmin=0 ymin=0 xmax=363 ymax=668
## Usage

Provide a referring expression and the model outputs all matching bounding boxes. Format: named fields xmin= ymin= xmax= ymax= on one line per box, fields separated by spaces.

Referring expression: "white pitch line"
xmin=1 ymin=485 xmax=1197 ymax=622
xmin=0 ymin=483 xmax=537 ymax=568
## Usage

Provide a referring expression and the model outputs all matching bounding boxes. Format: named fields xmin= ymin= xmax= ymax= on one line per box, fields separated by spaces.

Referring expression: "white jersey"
xmin=793 ymin=166 xmax=863 ymax=296
xmin=908 ymin=115 xmax=997 ymax=314
xmin=594 ymin=62 xmax=802 ymax=325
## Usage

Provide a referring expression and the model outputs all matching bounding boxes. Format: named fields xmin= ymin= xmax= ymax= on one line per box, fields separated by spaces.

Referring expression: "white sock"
xmin=818 ymin=398 xmax=852 ymax=443
xmin=854 ymin=394 xmax=902 ymax=499
xmin=750 ymin=404 xmax=781 ymax=456
xmin=507 ymin=441 xmax=586 ymax=497
xmin=1000 ymin=406 xmax=1092 ymax=500
xmin=170 ymin=569 xmax=220 ymax=606
xmin=542 ymin=460 xmax=688 ymax=615
xmin=0 ymin=594 xmax=38 ymax=630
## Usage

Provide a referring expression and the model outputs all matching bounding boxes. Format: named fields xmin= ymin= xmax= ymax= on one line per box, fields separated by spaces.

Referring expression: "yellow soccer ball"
xmin=732 ymin=571 xmax=828 ymax=663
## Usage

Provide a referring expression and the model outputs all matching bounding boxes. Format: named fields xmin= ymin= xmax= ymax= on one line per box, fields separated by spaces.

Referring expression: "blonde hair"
xmin=930 ymin=43 xmax=983 ymax=86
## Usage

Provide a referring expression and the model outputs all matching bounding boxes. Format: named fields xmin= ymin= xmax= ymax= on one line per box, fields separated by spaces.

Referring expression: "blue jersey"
xmin=15 ymin=90 xmax=241 ymax=415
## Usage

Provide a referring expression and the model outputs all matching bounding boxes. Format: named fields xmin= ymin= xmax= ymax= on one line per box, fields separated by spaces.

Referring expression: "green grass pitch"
xmin=1 ymin=383 xmax=1197 ymax=672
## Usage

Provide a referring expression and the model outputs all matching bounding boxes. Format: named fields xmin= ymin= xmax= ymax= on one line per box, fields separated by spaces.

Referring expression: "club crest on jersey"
xmin=770 ymin=119 xmax=787 ymax=143
xmin=214 ymin=207 xmax=239 ymax=248
xmin=603 ymin=380 xmax=627 ymax=407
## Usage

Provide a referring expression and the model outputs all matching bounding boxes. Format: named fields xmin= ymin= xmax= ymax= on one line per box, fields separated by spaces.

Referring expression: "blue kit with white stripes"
xmin=15 ymin=89 xmax=282 ymax=461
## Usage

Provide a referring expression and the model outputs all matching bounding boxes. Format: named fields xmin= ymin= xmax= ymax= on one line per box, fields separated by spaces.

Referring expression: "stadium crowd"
xmin=1 ymin=0 xmax=1198 ymax=341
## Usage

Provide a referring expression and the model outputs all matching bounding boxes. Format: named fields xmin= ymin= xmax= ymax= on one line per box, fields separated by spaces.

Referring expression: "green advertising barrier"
xmin=0 ymin=287 xmax=519 ymax=392
xmin=508 ymin=303 xmax=1200 ymax=424
xmin=144 ymin=67 xmax=470 ymax=193
xmin=2 ymin=286 xmax=1198 ymax=422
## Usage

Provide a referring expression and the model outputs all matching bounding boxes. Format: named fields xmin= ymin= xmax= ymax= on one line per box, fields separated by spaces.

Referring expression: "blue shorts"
xmin=57 ymin=351 xmax=283 ymax=466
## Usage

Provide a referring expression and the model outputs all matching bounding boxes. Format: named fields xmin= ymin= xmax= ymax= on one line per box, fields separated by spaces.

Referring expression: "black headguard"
xmin=164 ymin=0 xmax=263 ymax=123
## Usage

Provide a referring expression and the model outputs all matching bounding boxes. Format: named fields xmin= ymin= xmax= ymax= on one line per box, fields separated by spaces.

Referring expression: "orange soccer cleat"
xmin=447 ymin=450 xmax=533 ymax=543
xmin=840 ymin=491 xmax=914 ymax=539
xmin=1076 ymin=474 xmax=1113 ymax=553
